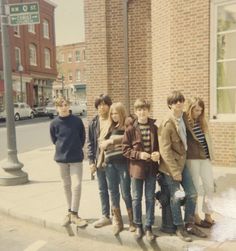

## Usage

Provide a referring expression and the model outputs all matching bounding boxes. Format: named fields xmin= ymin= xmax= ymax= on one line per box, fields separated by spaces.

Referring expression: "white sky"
xmin=50 ymin=0 xmax=84 ymax=45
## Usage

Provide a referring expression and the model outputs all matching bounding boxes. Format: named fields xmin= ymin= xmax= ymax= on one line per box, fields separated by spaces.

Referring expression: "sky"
xmin=50 ymin=0 xmax=84 ymax=46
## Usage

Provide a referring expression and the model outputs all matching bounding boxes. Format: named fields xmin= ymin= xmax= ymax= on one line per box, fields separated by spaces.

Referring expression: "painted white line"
xmin=23 ymin=240 xmax=47 ymax=251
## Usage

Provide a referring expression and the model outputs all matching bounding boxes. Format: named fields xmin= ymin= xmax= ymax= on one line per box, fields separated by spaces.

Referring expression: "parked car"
xmin=33 ymin=106 xmax=47 ymax=117
xmin=0 ymin=102 xmax=35 ymax=121
xmin=45 ymin=102 xmax=58 ymax=119
xmin=45 ymin=101 xmax=85 ymax=119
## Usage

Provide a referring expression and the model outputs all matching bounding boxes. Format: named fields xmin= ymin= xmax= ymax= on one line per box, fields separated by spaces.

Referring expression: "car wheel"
xmin=48 ymin=114 xmax=54 ymax=119
xmin=15 ymin=113 xmax=20 ymax=121
xmin=30 ymin=112 xmax=35 ymax=119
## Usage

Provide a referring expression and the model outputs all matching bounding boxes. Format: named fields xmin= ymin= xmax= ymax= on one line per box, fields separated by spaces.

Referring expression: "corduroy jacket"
xmin=122 ymin=118 xmax=159 ymax=179
xmin=158 ymin=112 xmax=192 ymax=179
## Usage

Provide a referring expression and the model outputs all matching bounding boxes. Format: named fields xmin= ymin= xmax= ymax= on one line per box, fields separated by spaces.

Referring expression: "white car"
xmin=46 ymin=101 xmax=84 ymax=119
xmin=0 ymin=102 xmax=35 ymax=121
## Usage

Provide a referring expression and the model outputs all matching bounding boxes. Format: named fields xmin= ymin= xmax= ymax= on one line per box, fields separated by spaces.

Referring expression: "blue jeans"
xmin=164 ymin=166 xmax=197 ymax=226
xmin=131 ymin=175 xmax=156 ymax=227
xmin=97 ymin=168 xmax=110 ymax=217
xmin=105 ymin=160 xmax=132 ymax=209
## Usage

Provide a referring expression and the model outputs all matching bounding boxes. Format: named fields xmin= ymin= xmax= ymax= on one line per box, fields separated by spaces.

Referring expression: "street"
xmin=0 ymin=213 xmax=134 ymax=251
xmin=0 ymin=115 xmax=87 ymax=161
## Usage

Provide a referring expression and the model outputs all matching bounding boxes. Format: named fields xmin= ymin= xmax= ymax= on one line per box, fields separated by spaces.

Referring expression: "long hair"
xmin=186 ymin=97 xmax=208 ymax=133
xmin=108 ymin=102 xmax=127 ymax=130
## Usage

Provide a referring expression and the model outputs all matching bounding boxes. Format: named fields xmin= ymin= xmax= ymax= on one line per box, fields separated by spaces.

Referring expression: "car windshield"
xmin=46 ymin=102 xmax=54 ymax=107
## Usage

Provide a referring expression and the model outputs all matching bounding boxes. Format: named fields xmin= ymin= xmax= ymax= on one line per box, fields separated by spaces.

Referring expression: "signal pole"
xmin=0 ymin=0 xmax=28 ymax=185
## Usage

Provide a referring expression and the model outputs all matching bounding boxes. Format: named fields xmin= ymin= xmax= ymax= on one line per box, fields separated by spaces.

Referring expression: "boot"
xmin=127 ymin=208 xmax=136 ymax=232
xmin=112 ymin=208 xmax=123 ymax=235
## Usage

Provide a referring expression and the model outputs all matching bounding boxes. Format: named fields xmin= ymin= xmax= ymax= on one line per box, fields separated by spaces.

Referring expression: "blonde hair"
xmin=108 ymin=102 xmax=127 ymax=129
xmin=134 ymin=98 xmax=150 ymax=111
xmin=186 ymin=97 xmax=208 ymax=133
xmin=54 ymin=97 xmax=70 ymax=107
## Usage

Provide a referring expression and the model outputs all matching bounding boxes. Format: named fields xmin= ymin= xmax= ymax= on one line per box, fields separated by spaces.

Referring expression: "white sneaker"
xmin=70 ymin=214 xmax=88 ymax=228
xmin=93 ymin=216 xmax=112 ymax=228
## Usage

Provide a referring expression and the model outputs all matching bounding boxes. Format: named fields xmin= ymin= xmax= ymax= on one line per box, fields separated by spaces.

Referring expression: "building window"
xmin=211 ymin=0 xmax=236 ymax=119
xmin=83 ymin=49 xmax=86 ymax=60
xmin=59 ymin=53 xmax=65 ymax=63
xmin=44 ymin=48 xmax=51 ymax=69
xmin=68 ymin=52 xmax=72 ymax=63
xmin=15 ymin=47 xmax=21 ymax=69
xmin=68 ymin=72 xmax=73 ymax=82
xmin=75 ymin=50 xmax=80 ymax=62
xmin=76 ymin=70 xmax=81 ymax=81
xmin=43 ymin=19 xmax=49 ymax=39
xmin=13 ymin=26 xmax=20 ymax=36
xmin=29 ymin=44 xmax=37 ymax=66
xmin=28 ymin=24 xmax=35 ymax=33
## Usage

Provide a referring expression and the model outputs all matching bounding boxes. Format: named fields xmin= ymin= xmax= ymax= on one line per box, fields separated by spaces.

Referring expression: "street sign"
xmin=6 ymin=2 xmax=40 ymax=26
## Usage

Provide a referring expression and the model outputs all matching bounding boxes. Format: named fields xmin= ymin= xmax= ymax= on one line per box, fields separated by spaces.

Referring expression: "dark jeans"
xmin=164 ymin=166 xmax=197 ymax=226
xmin=97 ymin=168 xmax=110 ymax=217
xmin=131 ymin=175 xmax=156 ymax=227
xmin=105 ymin=160 xmax=132 ymax=209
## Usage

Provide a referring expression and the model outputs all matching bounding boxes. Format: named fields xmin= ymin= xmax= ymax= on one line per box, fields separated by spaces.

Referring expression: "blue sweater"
xmin=50 ymin=114 xmax=86 ymax=163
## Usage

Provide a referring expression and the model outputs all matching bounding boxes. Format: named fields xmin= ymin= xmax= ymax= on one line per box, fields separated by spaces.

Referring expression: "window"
xmin=68 ymin=53 xmax=72 ymax=63
xmin=59 ymin=53 xmax=65 ymax=63
xmin=28 ymin=24 xmax=35 ymax=33
xmin=13 ymin=26 xmax=20 ymax=36
xmin=76 ymin=70 xmax=81 ymax=81
xmin=44 ymin=48 xmax=51 ymax=68
xmin=15 ymin=47 xmax=21 ymax=68
xmin=75 ymin=50 xmax=80 ymax=61
xmin=211 ymin=0 xmax=236 ymax=119
xmin=43 ymin=19 xmax=49 ymax=38
xmin=29 ymin=44 xmax=37 ymax=66
xmin=83 ymin=49 xmax=86 ymax=60
xmin=68 ymin=72 xmax=73 ymax=82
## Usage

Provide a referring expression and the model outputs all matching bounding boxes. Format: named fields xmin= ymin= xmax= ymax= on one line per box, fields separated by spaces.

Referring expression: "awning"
xmin=74 ymin=83 xmax=86 ymax=90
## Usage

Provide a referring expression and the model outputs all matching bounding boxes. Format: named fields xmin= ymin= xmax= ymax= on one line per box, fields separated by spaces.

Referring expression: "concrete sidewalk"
xmin=0 ymin=146 xmax=236 ymax=251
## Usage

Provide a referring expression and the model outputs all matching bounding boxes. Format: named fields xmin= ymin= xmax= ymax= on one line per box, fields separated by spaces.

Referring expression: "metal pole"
xmin=20 ymin=71 xmax=23 ymax=102
xmin=61 ymin=74 xmax=64 ymax=96
xmin=0 ymin=0 xmax=28 ymax=185
xmin=123 ymin=0 xmax=130 ymax=114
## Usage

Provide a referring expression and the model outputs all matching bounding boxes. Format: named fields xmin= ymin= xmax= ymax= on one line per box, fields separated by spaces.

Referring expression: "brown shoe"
xmin=186 ymin=224 xmax=207 ymax=238
xmin=176 ymin=226 xmax=192 ymax=242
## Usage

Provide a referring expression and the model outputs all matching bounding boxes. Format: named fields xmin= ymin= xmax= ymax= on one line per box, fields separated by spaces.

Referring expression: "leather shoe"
xmin=176 ymin=226 xmax=192 ymax=242
xmin=145 ymin=230 xmax=156 ymax=242
xmin=135 ymin=227 xmax=144 ymax=240
xmin=186 ymin=224 xmax=207 ymax=238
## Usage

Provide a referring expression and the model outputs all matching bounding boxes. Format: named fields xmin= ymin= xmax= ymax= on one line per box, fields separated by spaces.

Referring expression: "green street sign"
xmin=6 ymin=2 xmax=40 ymax=26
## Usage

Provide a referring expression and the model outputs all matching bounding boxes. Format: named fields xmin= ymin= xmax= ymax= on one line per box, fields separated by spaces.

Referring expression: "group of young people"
xmin=50 ymin=91 xmax=215 ymax=243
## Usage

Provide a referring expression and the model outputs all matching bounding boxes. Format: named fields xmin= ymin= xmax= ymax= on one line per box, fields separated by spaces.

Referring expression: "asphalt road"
xmin=0 ymin=115 xmax=87 ymax=161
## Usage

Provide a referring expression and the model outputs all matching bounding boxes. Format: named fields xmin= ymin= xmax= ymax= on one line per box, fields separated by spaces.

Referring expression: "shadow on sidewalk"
xmin=214 ymin=173 xmax=236 ymax=194
xmin=27 ymin=180 xmax=60 ymax=184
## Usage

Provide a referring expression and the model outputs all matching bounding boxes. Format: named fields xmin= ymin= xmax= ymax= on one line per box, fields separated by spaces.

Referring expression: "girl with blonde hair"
xmin=99 ymin=102 xmax=135 ymax=235
xmin=186 ymin=97 xmax=215 ymax=228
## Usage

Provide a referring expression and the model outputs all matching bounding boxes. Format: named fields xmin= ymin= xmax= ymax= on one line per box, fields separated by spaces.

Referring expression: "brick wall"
xmin=85 ymin=0 xmax=236 ymax=166
xmin=84 ymin=0 xmax=109 ymax=118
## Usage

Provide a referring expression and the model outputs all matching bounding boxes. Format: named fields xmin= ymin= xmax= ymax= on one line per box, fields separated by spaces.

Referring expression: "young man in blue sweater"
xmin=50 ymin=97 xmax=87 ymax=228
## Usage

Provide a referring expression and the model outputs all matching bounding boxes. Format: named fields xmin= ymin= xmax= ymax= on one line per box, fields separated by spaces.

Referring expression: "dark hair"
xmin=94 ymin=94 xmax=112 ymax=109
xmin=167 ymin=91 xmax=185 ymax=109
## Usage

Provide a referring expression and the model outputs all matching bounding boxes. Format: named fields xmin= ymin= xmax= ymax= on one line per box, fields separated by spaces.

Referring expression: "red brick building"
xmin=0 ymin=0 xmax=57 ymax=108
xmin=53 ymin=42 xmax=86 ymax=102
xmin=84 ymin=0 xmax=236 ymax=167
